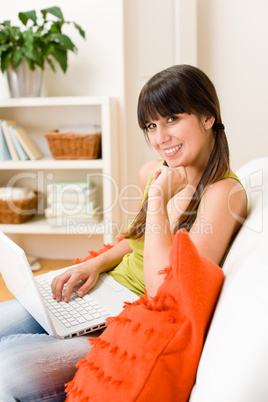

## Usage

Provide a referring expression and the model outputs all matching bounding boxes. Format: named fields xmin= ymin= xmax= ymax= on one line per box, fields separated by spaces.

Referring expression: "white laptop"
xmin=0 ymin=232 xmax=139 ymax=339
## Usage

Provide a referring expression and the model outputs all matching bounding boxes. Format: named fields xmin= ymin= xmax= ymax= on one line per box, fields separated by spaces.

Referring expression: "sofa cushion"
xmin=189 ymin=157 xmax=268 ymax=402
xmin=66 ymin=229 xmax=224 ymax=402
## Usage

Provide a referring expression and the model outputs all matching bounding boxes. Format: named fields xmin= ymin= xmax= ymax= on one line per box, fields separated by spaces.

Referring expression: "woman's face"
xmin=146 ymin=113 xmax=215 ymax=171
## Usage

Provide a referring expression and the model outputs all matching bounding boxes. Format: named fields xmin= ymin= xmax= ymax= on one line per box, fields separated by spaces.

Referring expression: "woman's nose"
xmin=156 ymin=127 xmax=171 ymax=144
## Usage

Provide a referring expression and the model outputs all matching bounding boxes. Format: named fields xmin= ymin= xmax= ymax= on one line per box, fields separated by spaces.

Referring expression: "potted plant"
xmin=0 ymin=6 xmax=85 ymax=97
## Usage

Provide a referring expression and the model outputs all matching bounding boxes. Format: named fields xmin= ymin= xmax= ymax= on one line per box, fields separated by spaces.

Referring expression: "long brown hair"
xmin=125 ymin=65 xmax=229 ymax=239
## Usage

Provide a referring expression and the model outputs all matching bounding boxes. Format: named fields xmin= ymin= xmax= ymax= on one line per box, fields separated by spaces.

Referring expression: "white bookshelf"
xmin=0 ymin=96 xmax=120 ymax=259
xmin=0 ymin=158 xmax=104 ymax=170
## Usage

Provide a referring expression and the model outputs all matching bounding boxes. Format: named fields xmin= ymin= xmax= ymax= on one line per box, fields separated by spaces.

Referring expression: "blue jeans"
xmin=0 ymin=299 xmax=94 ymax=402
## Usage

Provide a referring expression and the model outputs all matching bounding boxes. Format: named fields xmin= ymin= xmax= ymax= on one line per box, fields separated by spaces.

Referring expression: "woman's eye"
xmin=167 ymin=116 xmax=176 ymax=123
xmin=146 ymin=123 xmax=156 ymax=131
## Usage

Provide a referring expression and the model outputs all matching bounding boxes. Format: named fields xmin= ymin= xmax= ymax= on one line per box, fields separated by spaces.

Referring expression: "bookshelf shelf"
xmin=0 ymin=96 xmax=111 ymax=108
xmin=0 ymin=215 xmax=106 ymax=235
xmin=0 ymin=157 xmax=104 ymax=170
xmin=0 ymin=96 xmax=119 ymax=259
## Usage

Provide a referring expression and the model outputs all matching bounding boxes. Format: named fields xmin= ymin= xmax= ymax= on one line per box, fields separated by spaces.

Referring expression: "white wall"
xmin=122 ymin=0 xmax=196 ymax=216
xmin=197 ymin=0 xmax=268 ymax=171
xmin=0 ymin=0 xmax=124 ymax=98
xmin=0 ymin=0 xmax=197 ymax=225
xmin=1 ymin=0 xmax=267 ymax=190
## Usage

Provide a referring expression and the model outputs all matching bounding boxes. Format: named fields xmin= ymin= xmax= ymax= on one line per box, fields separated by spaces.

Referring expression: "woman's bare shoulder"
xmin=190 ymin=177 xmax=247 ymax=265
xmin=205 ymin=177 xmax=247 ymax=211
xmin=200 ymin=178 xmax=247 ymax=235
xmin=138 ymin=159 xmax=163 ymax=189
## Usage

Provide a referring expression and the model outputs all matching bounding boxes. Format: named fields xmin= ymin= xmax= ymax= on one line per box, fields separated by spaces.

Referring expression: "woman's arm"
xmin=136 ymin=159 xmax=164 ymax=208
xmin=51 ymin=159 xmax=163 ymax=302
xmin=144 ymin=170 xmax=247 ymax=297
xmin=188 ymin=178 xmax=247 ymax=264
xmin=143 ymin=165 xmax=188 ymax=296
xmin=51 ymin=238 xmax=132 ymax=302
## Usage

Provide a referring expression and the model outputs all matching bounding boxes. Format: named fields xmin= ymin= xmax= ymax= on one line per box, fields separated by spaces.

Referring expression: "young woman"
xmin=0 ymin=65 xmax=247 ymax=401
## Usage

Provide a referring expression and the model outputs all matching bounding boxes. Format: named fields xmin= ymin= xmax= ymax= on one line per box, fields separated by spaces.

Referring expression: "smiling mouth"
xmin=164 ymin=145 xmax=182 ymax=156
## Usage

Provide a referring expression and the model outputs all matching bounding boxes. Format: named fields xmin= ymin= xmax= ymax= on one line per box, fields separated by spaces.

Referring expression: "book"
xmin=45 ymin=213 xmax=102 ymax=227
xmin=46 ymin=180 xmax=94 ymax=193
xmin=47 ymin=189 xmax=97 ymax=205
xmin=8 ymin=126 xmax=30 ymax=161
xmin=45 ymin=205 xmax=100 ymax=217
xmin=47 ymin=199 xmax=98 ymax=212
xmin=13 ymin=127 xmax=42 ymax=160
xmin=1 ymin=120 xmax=19 ymax=160
xmin=0 ymin=120 xmax=11 ymax=161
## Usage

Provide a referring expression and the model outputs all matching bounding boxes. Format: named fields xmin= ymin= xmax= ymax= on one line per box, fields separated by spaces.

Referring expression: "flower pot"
xmin=6 ymin=58 xmax=43 ymax=98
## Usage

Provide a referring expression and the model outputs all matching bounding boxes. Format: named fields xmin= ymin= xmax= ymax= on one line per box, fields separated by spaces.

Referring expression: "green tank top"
xmin=109 ymin=161 xmax=243 ymax=296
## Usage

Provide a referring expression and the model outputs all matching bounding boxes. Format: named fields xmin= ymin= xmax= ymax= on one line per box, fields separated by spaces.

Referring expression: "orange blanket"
xmin=66 ymin=229 xmax=224 ymax=401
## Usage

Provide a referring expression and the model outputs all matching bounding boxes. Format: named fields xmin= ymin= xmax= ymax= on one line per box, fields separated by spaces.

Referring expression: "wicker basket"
xmin=0 ymin=193 xmax=38 ymax=224
xmin=44 ymin=130 xmax=101 ymax=160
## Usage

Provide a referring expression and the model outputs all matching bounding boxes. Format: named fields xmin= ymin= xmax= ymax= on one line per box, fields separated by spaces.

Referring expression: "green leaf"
xmin=0 ymin=31 xmax=8 ymax=43
xmin=0 ymin=7 xmax=85 ymax=73
xmin=41 ymin=7 xmax=64 ymax=21
xmin=48 ymin=45 xmax=68 ymax=72
xmin=21 ymin=39 xmax=44 ymax=69
xmin=0 ymin=20 xmax=11 ymax=28
xmin=46 ymin=56 xmax=56 ymax=72
xmin=13 ymin=49 xmax=23 ymax=69
xmin=0 ymin=50 xmax=12 ymax=72
xmin=49 ymin=33 xmax=75 ymax=52
xmin=49 ymin=22 xmax=63 ymax=34
xmin=0 ymin=44 xmax=9 ymax=53
xmin=74 ymin=22 xmax=86 ymax=39
xmin=19 ymin=10 xmax=37 ymax=26
xmin=24 ymin=57 xmax=37 ymax=70
xmin=22 ymin=30 xmax=34 ymax=48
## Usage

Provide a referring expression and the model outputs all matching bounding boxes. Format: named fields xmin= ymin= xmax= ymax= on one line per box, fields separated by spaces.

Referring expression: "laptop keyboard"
xmin=37 ymin=277 xmax=110 ymax=328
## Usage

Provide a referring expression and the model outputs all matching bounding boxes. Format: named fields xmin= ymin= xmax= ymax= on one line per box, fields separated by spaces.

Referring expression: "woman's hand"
xmin=51 ymin=260 xmax=100 ymax=303
xmin=143 ymin=165 xmax=187 ymax=297
xmin=149 ymin=165 xmax=188 ymax=204
xmin=50 ymin=238 xmax=132 ymax=303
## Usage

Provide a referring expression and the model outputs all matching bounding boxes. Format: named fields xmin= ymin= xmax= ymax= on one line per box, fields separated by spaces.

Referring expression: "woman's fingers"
xmin=51 ymin=268 xmax=82 ymax=302
xmin=152 ymin=167 xmax=162 ymax=182
xmin=51 ymin=271 xmax=70 ymax=301
xmin=77 ymin=275 xmax=98 ymax=298
xmin=63 ymin=273 xmax=83 ymax=302
xmin=150 ymin=165 xmax=188 ymax=201
xmin=50 ymin=264 xmax=98 ymax=303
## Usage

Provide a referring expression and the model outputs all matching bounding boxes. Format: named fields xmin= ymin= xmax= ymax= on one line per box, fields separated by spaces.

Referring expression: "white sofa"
xmin=189 ymin=157 xmax=268 ymax=402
